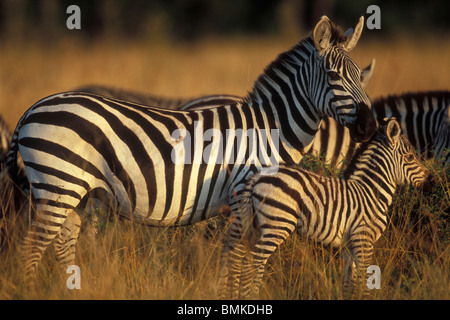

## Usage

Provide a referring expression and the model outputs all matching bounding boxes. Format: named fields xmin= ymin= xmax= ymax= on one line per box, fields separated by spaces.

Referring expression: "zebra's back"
xmin=76 ymin=85 xmax=192 ymax=109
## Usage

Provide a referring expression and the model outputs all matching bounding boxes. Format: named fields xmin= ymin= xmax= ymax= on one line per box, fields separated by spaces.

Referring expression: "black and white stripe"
xmin=307 ymin=91 xmax=450 ymax=167
xmin=236 ymin=118 xmax=433 ymax=298
xmin=6 ymin=16 xmax=376 ymax=289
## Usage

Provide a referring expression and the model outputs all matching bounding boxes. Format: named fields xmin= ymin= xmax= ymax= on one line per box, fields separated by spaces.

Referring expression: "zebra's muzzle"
xmin=350 ymin=103 xmax=377 ymax=143
xmin=420 ymin=174 xmax=435 ymax=193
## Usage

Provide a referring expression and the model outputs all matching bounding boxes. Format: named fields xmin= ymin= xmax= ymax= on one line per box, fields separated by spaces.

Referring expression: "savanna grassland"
xmin=0 ymin=34 xmax=449 ymax=300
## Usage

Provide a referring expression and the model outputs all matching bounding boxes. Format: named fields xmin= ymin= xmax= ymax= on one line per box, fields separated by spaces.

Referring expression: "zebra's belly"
xmin=111 ymin=193 xmax=228 ymax=226
xmin=99 ymin=171 xmax=231 ymax=226
xmin=297 ymin=222 xmax=344 ymax=248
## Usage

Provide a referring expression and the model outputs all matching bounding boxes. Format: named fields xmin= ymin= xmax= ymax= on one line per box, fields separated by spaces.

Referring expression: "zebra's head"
xmin=309 ymin=16 xmax=376 ymax=143
xmin=380 ymin=118 xmax=434 ymax=191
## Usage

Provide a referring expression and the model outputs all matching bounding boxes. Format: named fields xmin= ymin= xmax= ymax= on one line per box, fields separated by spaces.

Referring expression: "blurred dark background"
xmin=0 ymin=0 xmax=449 ymax=43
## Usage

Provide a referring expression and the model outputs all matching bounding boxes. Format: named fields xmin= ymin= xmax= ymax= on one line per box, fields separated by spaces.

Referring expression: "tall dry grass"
xmin=0 ymin=35 xmax=449 ymax=299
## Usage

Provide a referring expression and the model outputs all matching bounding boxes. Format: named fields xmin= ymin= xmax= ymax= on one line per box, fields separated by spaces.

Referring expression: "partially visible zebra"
xmin=0 ymin=116 xmax=12 ymax=169
xmin=308 ymin=91 xmax=450 ymax=167
xmin=236 ymin=118 xmax=433 ymax=298
xmin=6 ymin=16 xmax=377 ymax=292
xmin=0 ymin=116 xmax=27 ymax=211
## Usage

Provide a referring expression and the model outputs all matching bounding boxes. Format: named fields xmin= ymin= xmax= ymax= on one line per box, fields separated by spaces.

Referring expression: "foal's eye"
xmin=405 ymin=154 xmax=415 ymax=162
xmin=328 ymin=71 xmax=340 ymax=81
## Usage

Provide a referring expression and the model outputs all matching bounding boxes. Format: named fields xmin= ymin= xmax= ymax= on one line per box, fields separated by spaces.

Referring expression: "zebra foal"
xmin=237 ymin=118 xmax=433 ymax=298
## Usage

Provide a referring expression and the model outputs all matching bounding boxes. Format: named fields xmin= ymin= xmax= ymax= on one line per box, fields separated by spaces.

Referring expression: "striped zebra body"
xmin=307 ymin=91 xmax=450 ymax=167
xmin=6 ymin=16 xmax=376 ymax=289
xmin=238 ymin=118 xmax=433 ymax=298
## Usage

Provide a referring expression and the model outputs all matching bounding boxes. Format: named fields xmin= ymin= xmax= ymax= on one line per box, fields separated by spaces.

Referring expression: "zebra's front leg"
xmin=53 ymin=210 xmax=82 ymax=271
xmin=21 ymin=207 xmax=71 ymax=284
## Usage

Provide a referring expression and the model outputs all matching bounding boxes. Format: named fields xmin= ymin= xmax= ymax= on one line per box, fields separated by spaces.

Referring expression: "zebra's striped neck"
xmin=343 ymin=139 xmax=398 ymax=212
xmin=245 ymin=37 xmax=321 ymax=162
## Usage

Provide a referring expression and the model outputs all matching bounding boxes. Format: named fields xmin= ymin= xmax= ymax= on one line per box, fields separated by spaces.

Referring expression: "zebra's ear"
xmin=361 ymin=59 xmax=376 ymax=88
xmin=386 ymin=119 xmax=401 ymax=145
xmin=313 ymin=16 xmax=332 ymax=52
xmin=344 ymin=16 xmax=364 ymax=51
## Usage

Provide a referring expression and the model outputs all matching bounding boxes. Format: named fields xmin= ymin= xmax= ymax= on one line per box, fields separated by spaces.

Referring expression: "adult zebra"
xmin=237 ymin=118 xmax=433 ymax=298
xmin=307 ymin=91 xmax=450 ymax=167
xmin=6 ymin=16 xmax=377 ymax=294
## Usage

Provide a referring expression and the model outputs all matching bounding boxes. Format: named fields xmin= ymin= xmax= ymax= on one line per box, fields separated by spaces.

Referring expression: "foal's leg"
xmin=239 ymin=208 xmax=296 ymax=299
xmin=344 ymin=235 xmax=374 ymax=297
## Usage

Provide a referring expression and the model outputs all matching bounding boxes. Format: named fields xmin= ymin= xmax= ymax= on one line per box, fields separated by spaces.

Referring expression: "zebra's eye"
xmin=405 ymin=154 xmax=415 ymax=162
xmin=328 ymin=71 xmax=340 ymax=81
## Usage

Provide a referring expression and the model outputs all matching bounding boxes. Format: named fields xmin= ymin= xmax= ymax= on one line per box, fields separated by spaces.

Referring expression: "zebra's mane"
xmin=245 ymin=23 xmax=348 ymax=104
xmin=328 ymin=22 xmax=348 ymax=45
xmin=341 ymin=118 xmax=412 ymax=181
xmin=342 ymin=128 xmax=382 ymax=180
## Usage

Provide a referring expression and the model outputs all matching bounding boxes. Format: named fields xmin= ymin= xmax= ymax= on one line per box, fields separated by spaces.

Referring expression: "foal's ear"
xmin=313 ymin=16 xmax=332 ymax=52
xmin=386 ymin=119 xmax=401 ymax=145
